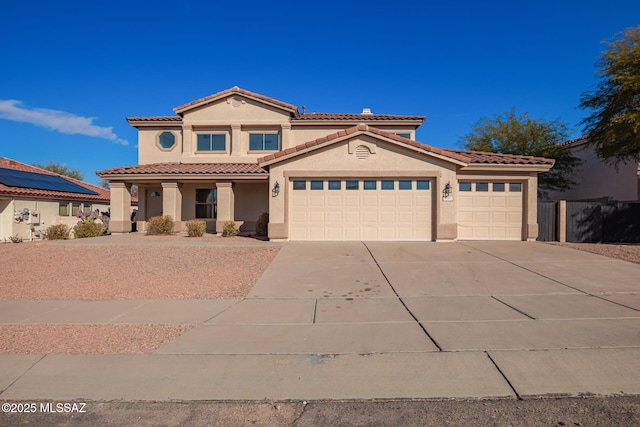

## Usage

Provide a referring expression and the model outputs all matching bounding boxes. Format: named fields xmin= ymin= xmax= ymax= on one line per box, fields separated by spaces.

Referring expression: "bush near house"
xmin=186 ymin=219 xmax=206 ymax=237
xmin=74 ymin=222 xmax=106 ymax=239
xmin=146 ymin=215 xmax=175 ymax=235
xmin=255 ymin=212 xmax=269 ymax=236
xmin=44 ymin=224 xmax=71 ymax=240
xmin=222 ymin=221 xmax=239 ymax=237
xmin=74 ymin=209 xmax=106 ymax=238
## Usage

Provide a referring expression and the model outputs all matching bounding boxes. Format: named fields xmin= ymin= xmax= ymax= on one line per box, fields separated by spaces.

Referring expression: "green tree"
xmin=580 ymin=25 xmax=640 ymax=165
xmin=32 ymin=161 xmax=83 ymax=181
xmin=460 ymin=109 xmax=582 ymax=195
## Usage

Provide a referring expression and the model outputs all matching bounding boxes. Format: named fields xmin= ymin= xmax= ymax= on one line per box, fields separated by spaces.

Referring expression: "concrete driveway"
xmin=2 ymin=241 xmax=639 ymax=401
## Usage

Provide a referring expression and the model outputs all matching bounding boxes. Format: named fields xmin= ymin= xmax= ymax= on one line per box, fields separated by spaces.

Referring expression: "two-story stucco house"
xmin=97 ymin=86 xmax=554 ymax=241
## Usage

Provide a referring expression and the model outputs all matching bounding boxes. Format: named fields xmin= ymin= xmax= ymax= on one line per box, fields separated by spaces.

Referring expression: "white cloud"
xmin=0 ymin=100 xmax=129 ymax=146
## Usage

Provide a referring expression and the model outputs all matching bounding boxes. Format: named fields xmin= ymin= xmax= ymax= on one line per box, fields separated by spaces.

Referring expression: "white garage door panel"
xmin=290 ymin=179 xmax=432 ymax=241
xmin=458 ymin=182 xmax=523 ymax=240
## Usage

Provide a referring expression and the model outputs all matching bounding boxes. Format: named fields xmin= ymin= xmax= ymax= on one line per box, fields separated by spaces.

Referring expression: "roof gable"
xmin=257 ymin=125 xmax=555 ymax=169
xmin=258 ymin=125 xmax=469 ymax=167
xmin=173 ymin=86 xmax=299 ymax=116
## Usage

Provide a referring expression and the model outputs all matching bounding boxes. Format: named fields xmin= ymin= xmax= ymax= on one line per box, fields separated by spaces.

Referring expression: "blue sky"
xmin=1 ymin=0 xmax=638 ymax=184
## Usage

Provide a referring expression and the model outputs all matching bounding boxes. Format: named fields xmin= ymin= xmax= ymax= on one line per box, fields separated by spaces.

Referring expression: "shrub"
xmin=255 ymin=212 xmax=269 ymax=236
xmin=222 ymin=221 xmax=239 ymax=237
xmin=146 ymin=215 xmax=174 ymax=235
xmin=186 ymin=219 xmax=206 ymax=237
xmin=45 ymin=224 xmax=70 ymax=240
xmin=74 ymin=222 xmax=105 ymax=238
xmin=9 ymin=234 xmax=23 ymax=243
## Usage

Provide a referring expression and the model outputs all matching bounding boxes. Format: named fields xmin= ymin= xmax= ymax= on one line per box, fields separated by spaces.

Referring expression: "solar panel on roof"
xmin=0 ymin=168 xmax=98 ymax=195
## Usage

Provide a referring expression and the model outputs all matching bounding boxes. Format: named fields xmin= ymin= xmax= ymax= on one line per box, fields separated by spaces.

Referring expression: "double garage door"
xmin=457 ymin=181 xmax=523 ymax=240
xmin=290 ymin=178 xmax=432 ymax=241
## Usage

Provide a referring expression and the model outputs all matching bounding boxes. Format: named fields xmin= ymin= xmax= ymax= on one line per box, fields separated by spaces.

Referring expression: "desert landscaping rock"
xmin=0 ymin=324 xmax=192 ymax=354
xmin=0 ymin=239 xmax=279 ymax=300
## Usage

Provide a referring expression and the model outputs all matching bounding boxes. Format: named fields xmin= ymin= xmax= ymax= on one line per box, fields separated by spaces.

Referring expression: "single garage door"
xmin=458 ymin=181 xmax=523 ymax=240
xmin=290 ymin=178 xmax=432 ymax=241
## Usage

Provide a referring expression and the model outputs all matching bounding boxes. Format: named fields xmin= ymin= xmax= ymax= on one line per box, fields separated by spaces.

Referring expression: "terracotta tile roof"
xmin=126 ymin=116 xmax=182 ymax=123
xmin=257 ymin=125 xmax=555 ymax=167
xmin=97 ymin=163 xmax=268 ymax=176
xmin=294 ymin=113 xmax=425 ymax=122
xmin=444 ymin=149 xmax=555 ymax=165
xmin=0 ymin=158 xmax=111 ymax=202
xmin=258 ymin=125 xmax=469 ymax=164
xmin=173 ymin=86 xmax=299 ymax=115
xmin=559 ymin=135 xmax=588 ymax=147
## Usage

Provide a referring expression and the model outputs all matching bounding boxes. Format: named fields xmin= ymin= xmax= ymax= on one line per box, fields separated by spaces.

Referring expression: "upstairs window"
xmin=249 ymin=133 xmax=279 ymax=151
xmin=158 ymin=132 xmax=176 ymax=150
xmin=197 ymin=134 xmax=226 ymax=152
xmin=395 ymin=133 xmax=411 ymax=139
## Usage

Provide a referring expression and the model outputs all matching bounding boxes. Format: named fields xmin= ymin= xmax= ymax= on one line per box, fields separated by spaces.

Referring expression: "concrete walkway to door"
xmin=1 ymin=241 xmax=639 ymax=401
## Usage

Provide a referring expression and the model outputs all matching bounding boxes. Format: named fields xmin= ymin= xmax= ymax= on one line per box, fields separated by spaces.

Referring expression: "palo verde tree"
xmin=580 ymin=25 xmax=640 ymax=165
xmin=460 ymin=108 xmax=582 ymax=196
xmin=32 ymin=161 xmax=83 ymax=181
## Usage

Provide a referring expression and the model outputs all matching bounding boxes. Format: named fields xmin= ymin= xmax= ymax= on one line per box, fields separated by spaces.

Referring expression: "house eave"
xmin=291 ymin=119 xmax=424 ymax=127
xmin=459 ymin=164 xmax=554 ymax=172
xmin=100 ymin=173 xmax=269 ymax=181
xmin=258 ymin=130 xmax=469 ymax=168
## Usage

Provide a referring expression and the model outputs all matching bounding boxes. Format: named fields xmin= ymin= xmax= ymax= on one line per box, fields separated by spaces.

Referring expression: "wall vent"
xmin=355 ymin=145 xmax=371 ymax=160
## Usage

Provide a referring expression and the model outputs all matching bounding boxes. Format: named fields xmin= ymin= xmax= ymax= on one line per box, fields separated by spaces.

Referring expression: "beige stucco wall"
xmin=137 ymin=94 xmax=421 ymax=166
xmin=0 ymin=198 xmax=109 ymax=241
xmin=267 ymin=135 xmax=458 ymax=240
xmin=0 ymin=199 xmax=14 ymax=241
xmin=546 ymin=144 xmax=639 ymax=201
xmin=138 ymin=127 xmax=183 ymax=165
xmin=175 ymin=97 xmax=294 ymax=165
xmin=290 ymin=126 xmax=416 ymax=146
xmin=234 ymin=182 xmax=269 ymax=232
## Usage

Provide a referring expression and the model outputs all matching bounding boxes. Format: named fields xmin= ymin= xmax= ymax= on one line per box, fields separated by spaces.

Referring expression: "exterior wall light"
xmin=272 ymin=181 xmax=280 ymax=197
xmin=442 ymin=181 xmax=453 ymax=201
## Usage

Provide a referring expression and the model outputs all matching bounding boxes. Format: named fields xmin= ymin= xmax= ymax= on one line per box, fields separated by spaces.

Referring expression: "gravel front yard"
xmin=551 ymin=242 xmax=640 ymax=264
xmin=0 ymin=324 xmax=192 ymax=354
xmin=0 ymin=240 xmax=280 ymax=300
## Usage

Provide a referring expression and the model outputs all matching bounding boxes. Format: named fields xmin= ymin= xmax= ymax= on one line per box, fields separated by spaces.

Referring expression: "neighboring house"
xmin=98 ymin=86 xmax=554 ymax=241
xmin=0 ymin=158 xmax=111 ymax=241
xmin=546 ymin=136 xmax=640 ymax=202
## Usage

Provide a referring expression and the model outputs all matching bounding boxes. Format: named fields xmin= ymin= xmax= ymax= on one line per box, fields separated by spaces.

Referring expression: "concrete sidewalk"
xmin=1 ymin=241 xmax=639 ymax=401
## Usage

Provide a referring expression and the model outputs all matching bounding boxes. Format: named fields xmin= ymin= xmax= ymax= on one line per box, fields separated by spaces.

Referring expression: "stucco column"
xmin=182 ymin=124 xmax=193 ymax=155
xmin=136 ymin=186 xmax=147 ymax=222
xmin=281 ymin=123 xmax=291 ymax=150
xmin=558 ymin=200 xmax=567 ymax=242
xmin=161 ymin=182 xmax=183 ymax=230
xmin=109 ymin=182 xmax=132 ymax=233
xmin=231 ymin=124 xmax=241 ymax=156
xmin=216 ymin=181 xmax=234 ymax=233
xmin=524 ymin=174 xmax=539 ymax=241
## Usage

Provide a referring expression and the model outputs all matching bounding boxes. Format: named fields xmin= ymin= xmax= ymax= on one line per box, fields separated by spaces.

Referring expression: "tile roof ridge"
xmin=173 ymin=86 xmax=299 ymax=115
xmin=559 ymin=135 xmax=589 ymax=147
xmin=258 ymin=125 xmax=469 ymax=164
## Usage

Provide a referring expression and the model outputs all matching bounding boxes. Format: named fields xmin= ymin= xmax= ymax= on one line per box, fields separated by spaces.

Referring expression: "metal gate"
xmin=566 ymin=201 xmax=640 ymax=243
xmin=537 ymin=202 xmax=557 ymax=241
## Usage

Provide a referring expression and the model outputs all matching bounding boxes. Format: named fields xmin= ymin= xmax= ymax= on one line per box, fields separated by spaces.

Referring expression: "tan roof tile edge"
xmin=173 ymin=86 xmax=299 ymax=115
xmin=258 ymin=125 xmax=471 ymax=166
